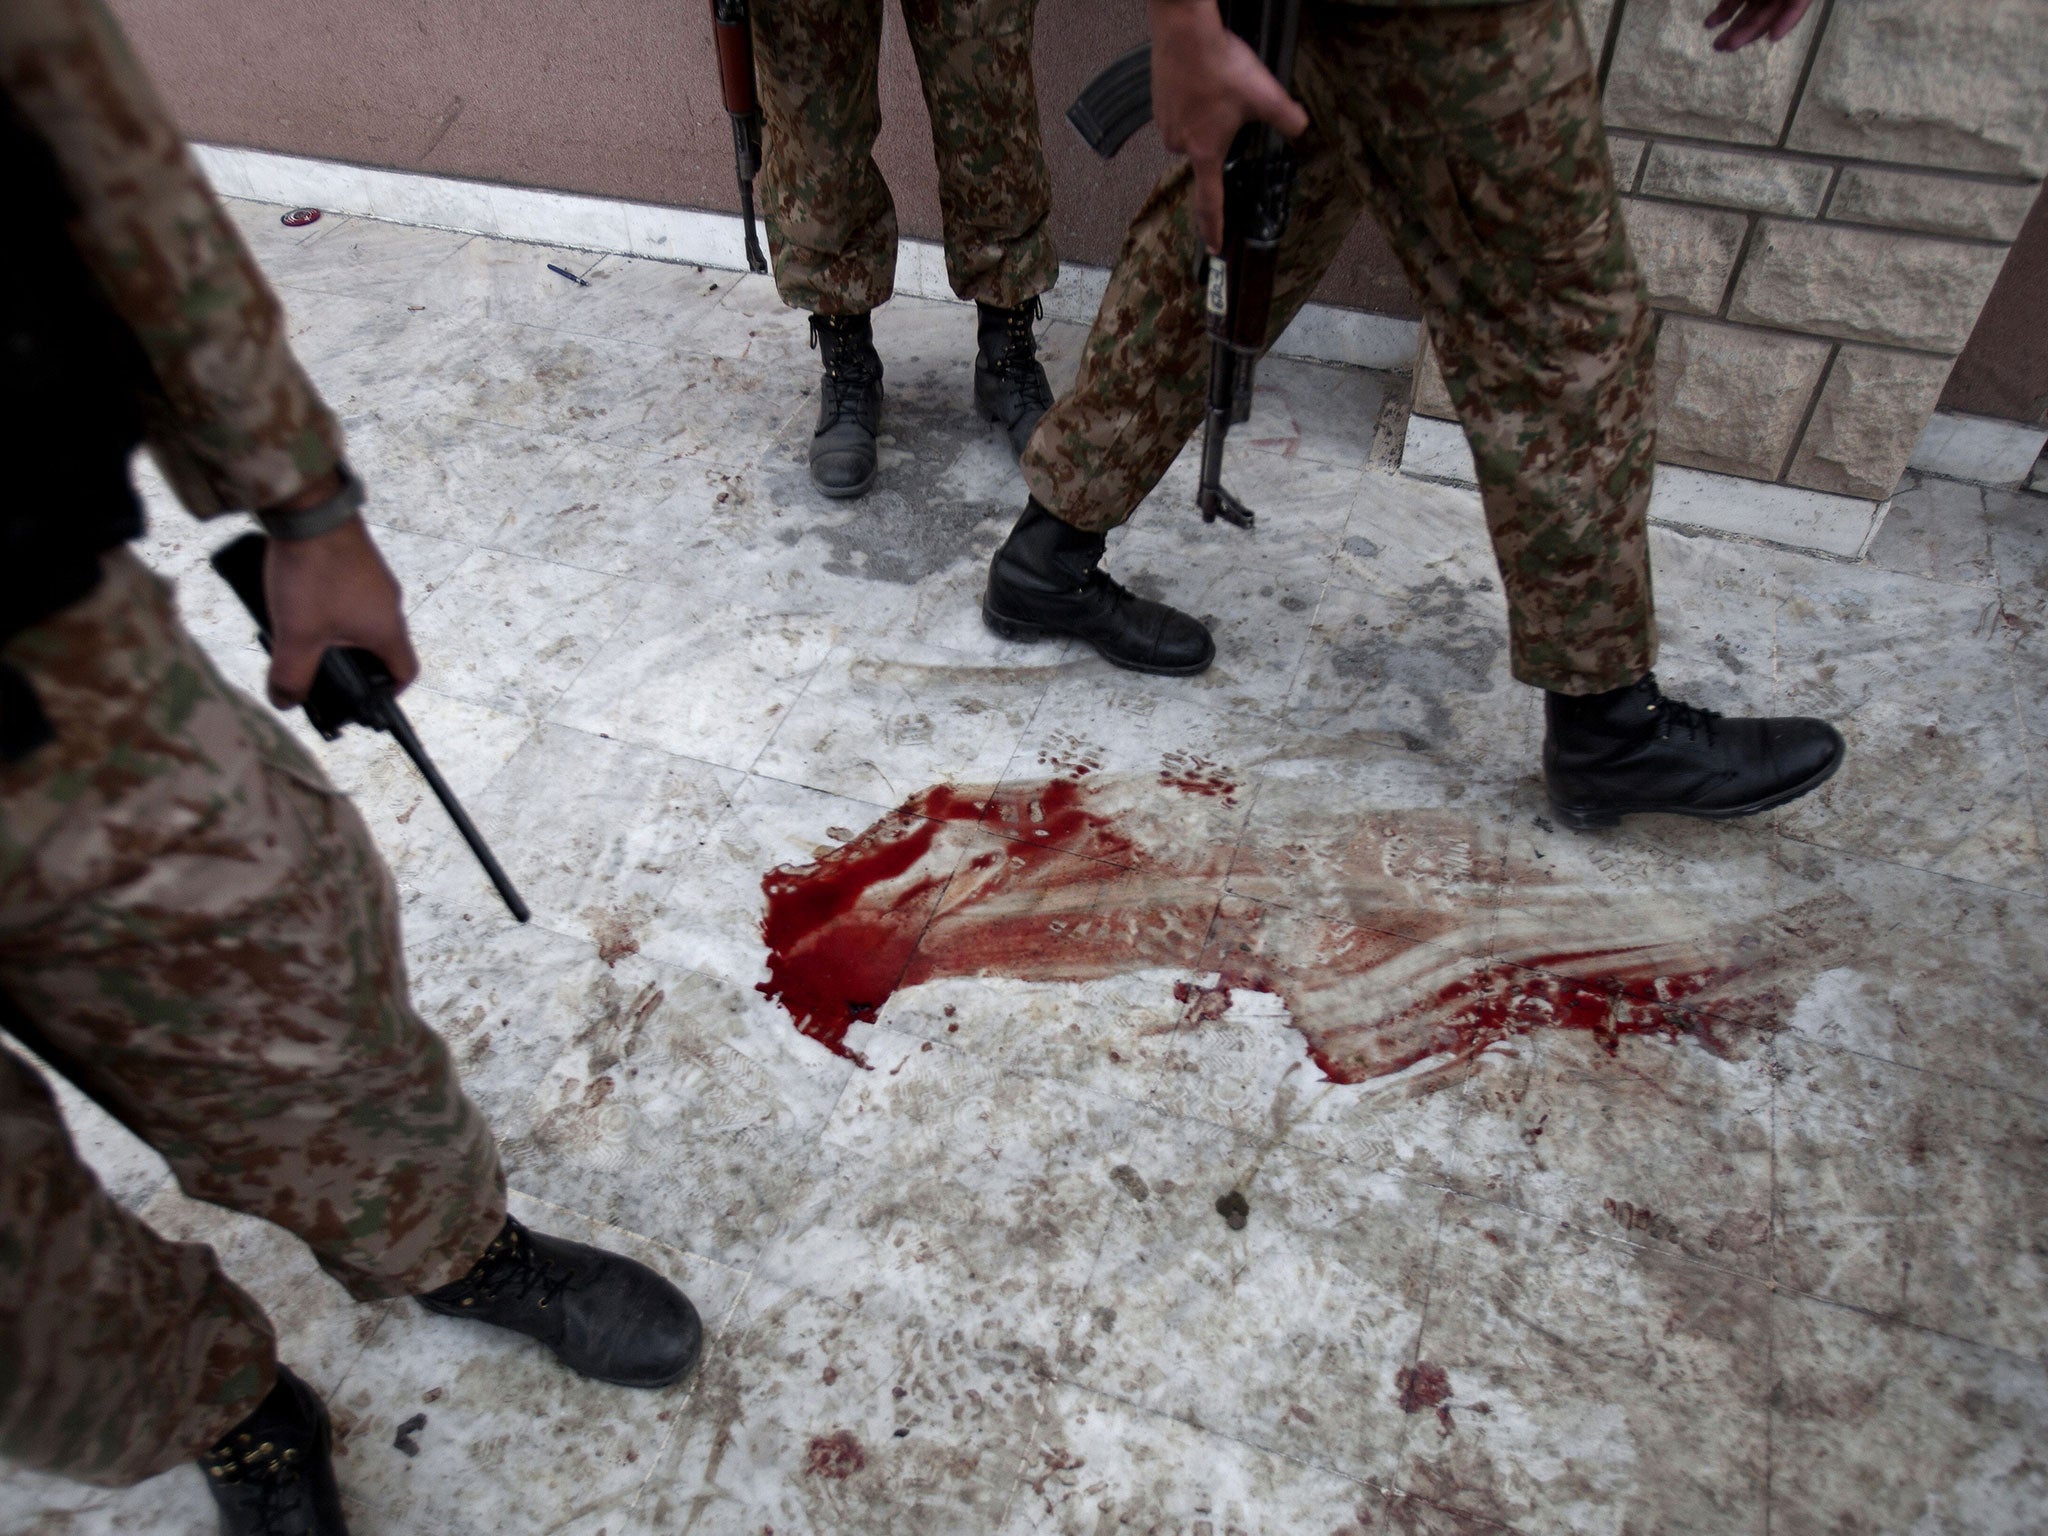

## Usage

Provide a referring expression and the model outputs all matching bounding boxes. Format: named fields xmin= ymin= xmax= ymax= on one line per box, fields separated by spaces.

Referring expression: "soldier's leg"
xmin=1328 ymin=0 xmax=1840 ymax=822
xmin=753 ymin=0 xmax=894 ymax=315
xmin=1316 ymin=0 xmax=1654 ymax=695
xmin=0 ymin=1043 xmax=277 ymax=1484
xmin=1017 ymin=118 xmax=1366 ymax=536
xmin=901 ymin=0 xmax=1064 ymax=455
xmin=987 ymin=32 xmax=1368 ymax=673
xmin=754 ymin=0 xmax=893 ymax=497
xmin=0 ymin=550 xmax=508 ymax=1308
xmin=902 ymin=0 xmax=1056 ymax=307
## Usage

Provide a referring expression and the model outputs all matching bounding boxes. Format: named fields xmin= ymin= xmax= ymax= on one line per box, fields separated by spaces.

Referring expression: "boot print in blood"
xmin=757 ymin=775 xmax=1848 ymax=1085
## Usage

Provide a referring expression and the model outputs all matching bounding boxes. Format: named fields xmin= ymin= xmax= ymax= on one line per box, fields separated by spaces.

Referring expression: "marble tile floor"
xmin=3 ymin=207 xmax=2046 ymax=1535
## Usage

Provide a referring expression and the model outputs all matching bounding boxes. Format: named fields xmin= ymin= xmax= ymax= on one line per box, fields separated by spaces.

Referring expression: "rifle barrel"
xmin=377 ymin=699 xmax=531 ymax=924
xmin=738 ymin=175 xmax=768 ymax=273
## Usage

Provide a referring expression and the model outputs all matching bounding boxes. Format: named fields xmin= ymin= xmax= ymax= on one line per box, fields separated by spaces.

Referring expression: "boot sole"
xmin=812 ymin=467 xmax=877 ymax=500
xmin=1548 ymin=732 xmax=1846 ymax=831
xmin=981 ymin=595 xmax=1215 ymax=677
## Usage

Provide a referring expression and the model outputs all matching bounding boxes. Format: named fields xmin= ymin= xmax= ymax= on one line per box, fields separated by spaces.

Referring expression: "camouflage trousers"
xmin=754 ymin=0 xmax=1058 ymax=314
xmin=1021 ymin=0 xmax=1659 ymax=695
xmin=0 ymin=550 xmax=506 ymax=1487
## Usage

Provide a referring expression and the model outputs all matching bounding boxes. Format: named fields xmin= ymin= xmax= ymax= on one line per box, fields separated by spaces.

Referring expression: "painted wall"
xmin=108 ymin=0 xmax=1415 ymax=316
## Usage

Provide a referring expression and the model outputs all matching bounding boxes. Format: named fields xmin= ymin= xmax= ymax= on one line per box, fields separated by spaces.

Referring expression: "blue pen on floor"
xmin=547 ymin=263 xmax=591 ymax=287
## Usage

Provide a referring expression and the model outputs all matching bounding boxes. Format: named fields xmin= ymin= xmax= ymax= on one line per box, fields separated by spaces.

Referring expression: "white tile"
xmin=1650 ymin=464 xmax=1884 ymax=559
xmin=1770 ymin=1293 xmax=2048 ymax=1534
xmin=404 ymin=549 xmax=643 ymax=720
xmin=641 ymin=1278 xmax=1047 ymax=1535
xmin=1910 ymin=408 xmax=2048 ymax=488
xmin=1401 ymin=1201 xmax=1772 ymax=1534
xmin=1397 ymin=413 xmax=1478 ymax=485
xmin=755 ymin=1028 xmax=1137 ymax=1356
xmin=752 ymin=634 xmax=1053 ymax=809
xmin=1004 ymin=1383 xmax=1379 ymax=1534
xmin=1040 ymin=261 xmax=1110 ymax=327
xmin=433 ymin=721 xmax=738 ymax=952
xmin=623 ymin=201 xmax=757 ymax=272
xmin=547 ymin=575 xmax=842 ymax=770
xmin=1274 ymin=305 xmax=1422 ymax=373
xmin=1774 ymin=560 xmax=2043 ymax=892
xmin=483 ymin=184 xmax=632 ymax=256
xmin=360 ymin=164 xmax=498 ymax=235
xmin=204 ymin=147 xmax=374 ymax=217
xmin=1064 ymin=1109 xmax=1444 ymax=1487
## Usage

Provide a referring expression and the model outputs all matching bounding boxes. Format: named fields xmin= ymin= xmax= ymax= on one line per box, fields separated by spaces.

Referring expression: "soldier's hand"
xmin=1703 ymin=0 xmax=1816 ymax=51
xmin=262 ymin=511 xmax=420 ymax=708
xmin=1149 ymin=0 xmax=1308 ymax=254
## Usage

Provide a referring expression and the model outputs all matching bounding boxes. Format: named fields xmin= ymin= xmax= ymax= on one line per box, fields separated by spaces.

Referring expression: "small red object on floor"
xmin=280 ymin=207 xmax=321 ymax=227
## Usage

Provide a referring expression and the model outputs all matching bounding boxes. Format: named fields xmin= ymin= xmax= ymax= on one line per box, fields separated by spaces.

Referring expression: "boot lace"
xmin=205 ymin=1433 xmax=312 ymax=1532
xmin=445 ymin=1221 xmax=573 ymax=1313
xmin=1647 ymin=686 xmax=1720 ymax=742
xmin=810 ymin=316 xmax=880 ymax=428
xmin=984 ymin=298 xmax=1052 ymax=409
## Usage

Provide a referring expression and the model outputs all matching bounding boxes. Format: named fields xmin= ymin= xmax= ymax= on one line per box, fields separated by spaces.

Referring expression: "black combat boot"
xmin=1543 ymin=673 xmax=1844 ymax=830
xmin=416 ymin=1217 xmax=702 ymax=1389
xmin=973 ymin=297 xmax=1054 ymax=457
xmin=808 ymin=312 xmax=883 ymax=498
xmin=983 ymin=498 xmax=1214 ymax=675
xmin=201 ymin=1367 xmax=348 ymax=1536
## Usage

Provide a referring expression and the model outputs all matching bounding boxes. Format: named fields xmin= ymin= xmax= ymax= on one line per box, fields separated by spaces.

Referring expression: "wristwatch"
xmin=256 ymin=461 xmax=366 ymax=542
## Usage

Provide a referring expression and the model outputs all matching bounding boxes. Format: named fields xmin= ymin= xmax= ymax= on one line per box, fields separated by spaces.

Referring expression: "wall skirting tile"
xmin=191 ymin=143 xmax=1421 ymax=373
xmin=1399 ymin=415 xmax=1888 ymax=559
xmin=1907 ymin=409 xmax=2048 ymax=488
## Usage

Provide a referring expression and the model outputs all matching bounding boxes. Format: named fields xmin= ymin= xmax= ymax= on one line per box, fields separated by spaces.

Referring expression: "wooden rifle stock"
xmin=709 ymin=0 xmax=768 ymax=273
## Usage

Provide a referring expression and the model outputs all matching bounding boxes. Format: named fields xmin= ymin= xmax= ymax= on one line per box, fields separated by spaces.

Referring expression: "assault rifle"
xmin=709 ymin=0 xmax=769 ymax=274
xmin=212 ymin=533 xmax=531 ymax=924
xmin=1068 ymin=0 xmax=1301 ymax=530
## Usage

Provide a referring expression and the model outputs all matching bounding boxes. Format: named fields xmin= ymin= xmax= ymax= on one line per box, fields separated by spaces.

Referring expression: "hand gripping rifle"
xmin=1067 ymin=0 xmax=1301 ymax=530
xmin=212 ymin=533 xmax=531 ymax=924
xmin=709 ymin=0 xmax=769 ymax=274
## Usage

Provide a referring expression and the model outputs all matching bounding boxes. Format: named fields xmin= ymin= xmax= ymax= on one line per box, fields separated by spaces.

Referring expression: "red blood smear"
xmin=755 ymin=786 xmax=982 ymax=1063
xmin=758 ymin=777 xmax=1780 ymax=1083
xmin=803 ymin=1430 xmax=865 ymax=1479
xmin=1396 ymin=1361 xmax=1452 ymax=1413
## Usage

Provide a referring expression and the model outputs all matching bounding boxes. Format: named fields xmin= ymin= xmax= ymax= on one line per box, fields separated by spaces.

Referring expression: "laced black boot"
xmin=808 ymin=312 xmax=883 ymax=498
xmin=201 ymin=1368 xmax=347 ymax=1536
xmin=983 ymin=498 xmax=1214 ymax=675
xmin=416 ymin=1217 xmax=701 ymax=1389
xmin=973 ymin=297 xmax=1055 ymax=457
xmin=1543 ymin=673 xmax=1844 ymax=830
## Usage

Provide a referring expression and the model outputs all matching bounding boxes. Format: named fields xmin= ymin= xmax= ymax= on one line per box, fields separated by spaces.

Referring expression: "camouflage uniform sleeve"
xmin=0 ymin=0 xmax=343 ymax=518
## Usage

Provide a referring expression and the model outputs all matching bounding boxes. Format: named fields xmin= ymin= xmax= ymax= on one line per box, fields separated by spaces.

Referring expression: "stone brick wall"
xmin=1413 ymin=0 xmax=2048 ymax=502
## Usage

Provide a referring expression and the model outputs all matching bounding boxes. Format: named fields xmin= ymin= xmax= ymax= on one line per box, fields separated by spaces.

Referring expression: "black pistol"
xmin=1069 ymin=0 xmax=1301 ymax=531
xmin=211 ymin=532 xmax=531 ymax=924
xmin=709 ymin=0 xmax=769 ymax=274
